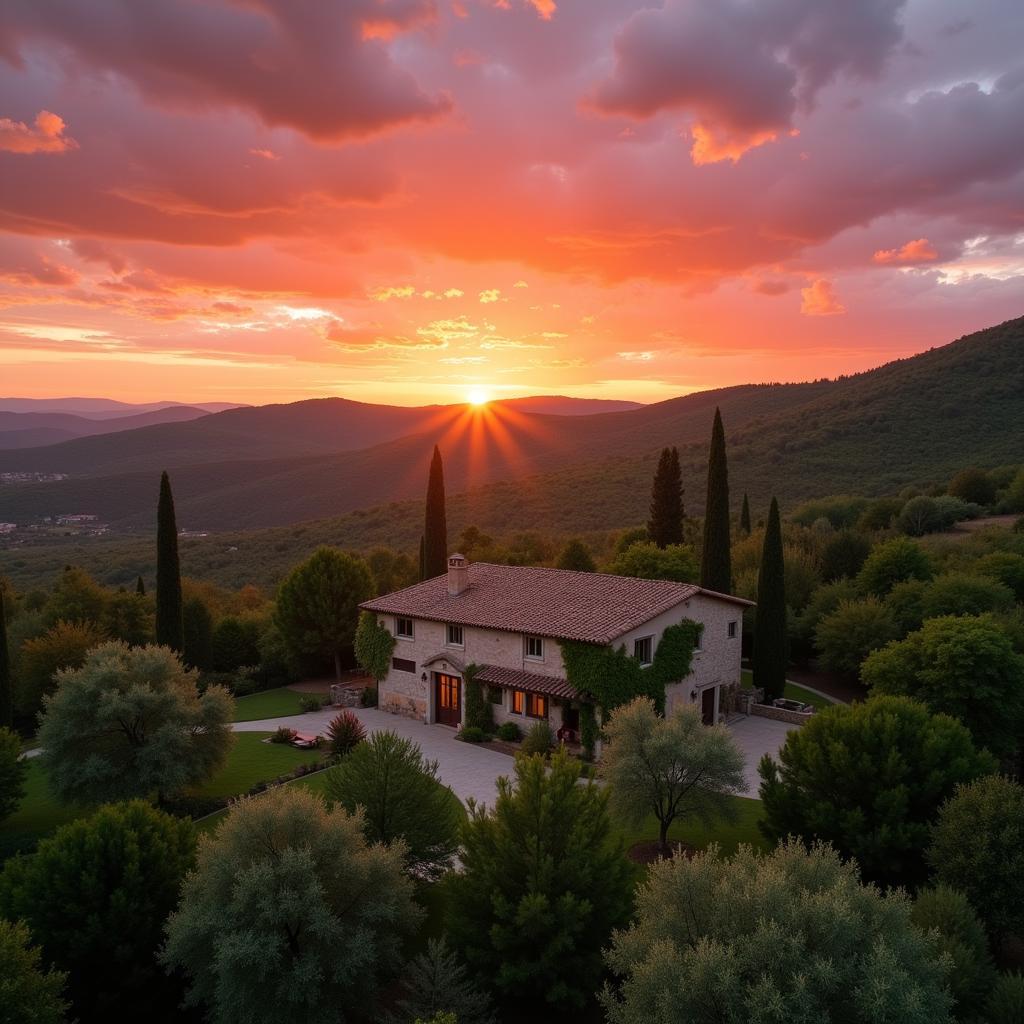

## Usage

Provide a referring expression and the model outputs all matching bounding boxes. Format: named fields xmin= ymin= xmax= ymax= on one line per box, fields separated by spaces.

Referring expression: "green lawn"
xmin=1 ymin=733 xmax=323 ymax=857
xmin=740 ymin=670 xmax=836 ymax=712
xmin=233 ymin=686 xmax=315 ymax=722
xmin=614 ymin=794 xmax=767 ymax=858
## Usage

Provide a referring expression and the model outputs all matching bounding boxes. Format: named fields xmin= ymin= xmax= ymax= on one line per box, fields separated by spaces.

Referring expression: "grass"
xmin=233 ymin=686 xmax=313 ymax=722
xmin=614 ymin=795 xmax=768 ymax=859
xmin=740 ymin=669 xmax=835 ymax=712
xmin=0 ymin=732 xmax=323 ymax=857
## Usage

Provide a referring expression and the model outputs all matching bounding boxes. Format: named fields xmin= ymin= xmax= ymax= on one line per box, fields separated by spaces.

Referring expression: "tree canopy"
xmin=0 ymin=800 xmax=195 ymax=1021
xmin=600 ymin=697 xmax=744 ymax=854
xmin=753 ymin=496 xmax=787 ymax=699
xmin=700 ymin=408 xmax=731 ymax=593
xmin=862 ymin=614 xmax=1024 ymax=759
xmin=162 ymin=786 xmax=419 ymax=1024
xmin=0 ymin=918 xmax=68 ymax=1024
xmin=759 ymin=695 xmax=995 ymax=888
xmin=647 ymin=446 xmax=684 ymax=548
xmin=274 ymin=546 xmax=373 ymax=680
xmin=155 ymin=470 xmax=184 ymax=652
xmin=557 ymin=537 xmax=597 ymax=572
xmin=857 ymin=536 xmax=934 ymax=597
xmin=0 ymin=725 xmax=26 ymax=825
xmin=449 ymin=749 xmax=633 ymax=1015
xmin=37 ymin=641 xmax=234 ymax=805
xmin=326 ymin=730 xmax=463 ymax=881
xmin=608 ymin=541 xmax=697 ymax=583
xmin=423 ymin=445 xmax=448 ymax=579
xmin=602 ymin=840 xmax=954 ymax=1024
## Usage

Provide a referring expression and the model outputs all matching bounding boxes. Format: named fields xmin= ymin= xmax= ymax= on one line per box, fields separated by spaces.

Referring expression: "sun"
xmin=467 ymin=387 xmax=491 ymax=407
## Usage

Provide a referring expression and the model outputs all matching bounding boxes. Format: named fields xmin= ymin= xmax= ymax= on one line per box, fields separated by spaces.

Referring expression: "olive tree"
xmin=162 ymin=786 xmax=420 ymax=1024
xmin=602 ymin=840 xmax=953 ymax=1024
xmin=37 ymin=641 xmax=234 ymax=805
xmin=600 ymin=697 xmax=745 ymax=855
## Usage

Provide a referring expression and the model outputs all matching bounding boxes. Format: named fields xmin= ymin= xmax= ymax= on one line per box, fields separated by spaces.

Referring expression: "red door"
xmin=701 ymin=687 xmax=716 ymax=725
xmin=435 ymin=673 xmax=462 ymax=727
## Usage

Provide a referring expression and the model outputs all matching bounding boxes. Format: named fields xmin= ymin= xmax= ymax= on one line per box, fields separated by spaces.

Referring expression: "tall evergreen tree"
xmin=647 ymin=447 xmax=684 ymax=548
xmin=135 ymin=575 xmax=146 ymax=597
xmin=422 ymin=446 xmax=448 ymax=580
xmin=0 ymin=583 xmax=11 ymax=728
xmin=754 ymin=497 xmax=787 ymax=700
xmin=155 ymin=471 xmax=184 ymax=652
xmin=700 ymin=408 xmax=731 ymax=592
xmin=740 ymin=493 xmax=752 ymax=536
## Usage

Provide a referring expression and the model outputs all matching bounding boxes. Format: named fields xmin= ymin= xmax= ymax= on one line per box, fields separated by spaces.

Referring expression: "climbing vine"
xmin=463 ymin=663 xmax=494 ymax=733
xmin=560 ymin=618 xmax=702 ymax=716
xmin=353 ymin=611 xmax=395 ymax=682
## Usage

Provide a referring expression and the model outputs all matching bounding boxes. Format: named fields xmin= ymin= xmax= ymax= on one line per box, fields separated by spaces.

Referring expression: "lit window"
xmin=525 ymin=635 xmax=544 ymax=660
xmin=446 ymin=624 xmax=464 ymax=647
xmin=526 ymin=693 xmax=548 ymax=719
xmin=727 ymin=621 xmax=737 ymax=639
xmin=396 ymin=617 xmax=414 ymax=639
xmin=510 ymin=690 xmax=525 ymax=715
xmin=633 ymin=636 xmax=653 ymax=666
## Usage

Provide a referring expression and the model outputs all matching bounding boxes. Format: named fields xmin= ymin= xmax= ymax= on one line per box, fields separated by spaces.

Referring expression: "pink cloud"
xmin=0 ymin=109 xmax=76 ymax=154
xmin=800 ymin=278 xmax=845 ymax=316
xmin=873 ymin=238 xmax=940 ymax=264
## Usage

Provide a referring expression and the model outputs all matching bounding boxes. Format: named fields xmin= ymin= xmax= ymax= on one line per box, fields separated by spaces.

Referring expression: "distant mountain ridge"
xmin=0 ymin=406 xmax=215 ymax=450
xmin=0 ymin=317 xmax=1020 ymax=534
xmin=0 ymin=397 xmax=242 ymax=418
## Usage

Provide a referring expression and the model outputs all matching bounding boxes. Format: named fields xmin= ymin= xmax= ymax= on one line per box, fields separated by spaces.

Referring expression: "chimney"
xmin=447 ymin=553 xmax=469 ymax=596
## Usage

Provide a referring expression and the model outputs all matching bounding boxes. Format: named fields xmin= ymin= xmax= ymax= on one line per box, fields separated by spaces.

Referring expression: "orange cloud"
xmin=0 ymin=110 xmax=77 ymax=154
xmin=800 ymin=278 xmax=845 ymax=316
xmin=529 ymin=0 xmax=556 ymax=19
xmin=873 ymin=238 xmax=939 ymax=264
xmin=690 ymin=123 xmax=780 ymax=166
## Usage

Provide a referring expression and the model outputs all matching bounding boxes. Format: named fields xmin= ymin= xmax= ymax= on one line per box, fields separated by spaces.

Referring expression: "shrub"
xmin=270 ymin=725 xmax=297 ymax=744
xmin=520 ymin=721 xmax=554 ymax=756
xmin=986 ymin=974 xmax=1024 ymax=1024
xmin=602 ymin=840 xmax=953 ymax=1024
xmin=0 ymin=918 xmax=68 ymax=1024
xmin=463 ymin=667 xmax=494 ymax=733
xmin=458 ymin=726 xmax=487 ymax=743
xmin=299 ymin=694 xmax=325 ymax=712
xmin=857 ymin=537 xmax=933 ymax=597
xmin=162 ymin=787 xmax=419 ymax=1024
xmin=450 ymin=750 xmax=633 ymax=1015
xmin=759 ymin=695 xmax=995 ymax=888
xmin=0 ymin=800 xmax=196 ymax=1020
xmin=326 ymin=710 xmax=366 ymax=759
xmin=928 ymin=775 xmax=1024 ymax=946
xmin=814 ymin=598 xmax=900 ymax=678
xmin=361 ymin=685 xmax=379 ymax=707
xmin=388 ymin=937 xmax=495 ymax=1024
xmin=0 ymin=726 xmax=26 ymax=824
xmin=326 ymin=731 xmax=462 ymax=881
xmin=910 ymin=885 xmax=996 ymax=1019
xmin=920 ymin=572 xmax=1015 ymax=619
xmin=948 ymin=467 xmax=997 ymax=507
xmin=820 ymin=529 xmax=872 ymax=581
xmin=496 ymin=721 xmax=521 ymax=742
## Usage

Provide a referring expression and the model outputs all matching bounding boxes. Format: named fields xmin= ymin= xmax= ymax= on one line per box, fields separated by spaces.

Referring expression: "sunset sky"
xmin=1 ymin=0 xmax=1022 ymax=406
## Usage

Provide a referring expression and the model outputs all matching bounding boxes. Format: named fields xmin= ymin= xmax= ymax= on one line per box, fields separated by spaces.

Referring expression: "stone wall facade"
xmin=751 ymin=703 xmax=814 ymax=726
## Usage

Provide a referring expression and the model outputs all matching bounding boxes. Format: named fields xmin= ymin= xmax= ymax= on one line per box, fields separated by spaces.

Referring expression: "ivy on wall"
xmin=353 ymin=611 xmax=396 ymax=682
xmin=463 ymin=663 xmax=494 ymax=732
xmin=560 ymin=619 xmax=702 ymax=716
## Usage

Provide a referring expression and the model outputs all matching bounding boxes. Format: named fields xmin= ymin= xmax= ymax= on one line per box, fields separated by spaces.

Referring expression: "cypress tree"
xmin=753 ymin=497 xmax=787 ymax=700
xmin=740 ymin=493 xmax=752 ymax=536
xmin=136 ymin=575 xmax=146 ymax=597
xmin=155 ymin=471 xmax=184 ymax=652
xmin=647 ymin=447 xmax=684 ymax=548
xmin=700 ymin=408 xmax=731 ymax=593
xmin=422 ymin=446 xmax=448 ymax=580
xmin=0 ymin=583 xmax=11 ymax=728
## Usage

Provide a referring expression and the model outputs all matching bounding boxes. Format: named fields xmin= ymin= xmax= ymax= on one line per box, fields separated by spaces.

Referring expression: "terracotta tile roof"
xmin=476 ymin=664 xmax=581 ymax=702
xmin=361 ymin=562 xmax=752 ymax=645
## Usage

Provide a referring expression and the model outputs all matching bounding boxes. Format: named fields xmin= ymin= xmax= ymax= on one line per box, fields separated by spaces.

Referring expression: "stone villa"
xmin=360 ymin=554 xmax=753 ymax=738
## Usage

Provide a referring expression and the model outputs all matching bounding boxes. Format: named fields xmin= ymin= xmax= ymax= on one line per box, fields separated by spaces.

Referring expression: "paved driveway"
xmin=726 ymin=715 xmax=797 ymax=797
xmin=234 ymin=707 xmax=512 ymax=808
xmin=234 ymin=707 xmax=796 ymax=803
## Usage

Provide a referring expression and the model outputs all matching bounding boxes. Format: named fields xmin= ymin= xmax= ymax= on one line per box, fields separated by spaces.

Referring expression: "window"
xmin=633 ymin=635 xmax=653 ymax=666
xmin=392 ymin=657 xmax=415 ymax=673
xmin=694 ymin=627 xmax=704 ymax=652
xmin=727 ymin=620 xmax=738 ymax=639
xmin=525 ymin=635 xmax=544 ymax=660
xmin=526 ymin=693 xmax=548 ymax=719
xmin=487 ymin=685 xmax=504 ymax=705
xmin=395 ymin=616 xmax=414 ymax=639
xmin=446 ymin=623 xmax=464 ymax=647
xmin=510 ymin=689 xmax=525 ymax=715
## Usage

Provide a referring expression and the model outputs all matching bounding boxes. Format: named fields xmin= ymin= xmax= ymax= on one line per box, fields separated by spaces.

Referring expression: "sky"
xmin=0 ymin=0 xmax=1022 ymax=407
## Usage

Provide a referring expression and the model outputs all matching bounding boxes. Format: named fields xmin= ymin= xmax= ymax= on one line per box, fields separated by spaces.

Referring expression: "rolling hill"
xmin=0 ymin=317 xmax=1021 ymax=540
xmin=0 ymin=405 xmax=214 ymax=449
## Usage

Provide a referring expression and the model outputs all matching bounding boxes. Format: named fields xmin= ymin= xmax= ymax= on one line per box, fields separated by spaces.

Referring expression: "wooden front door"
xmin=701 ymin=686 xmax=716 ymax=725
xmin=435 ymin=673 xmax=462 ymax=727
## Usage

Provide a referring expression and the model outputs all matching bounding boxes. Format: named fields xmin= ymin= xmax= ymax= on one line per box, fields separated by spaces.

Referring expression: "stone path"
xmin=234 ymin=706 xmax=795 ymax=802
